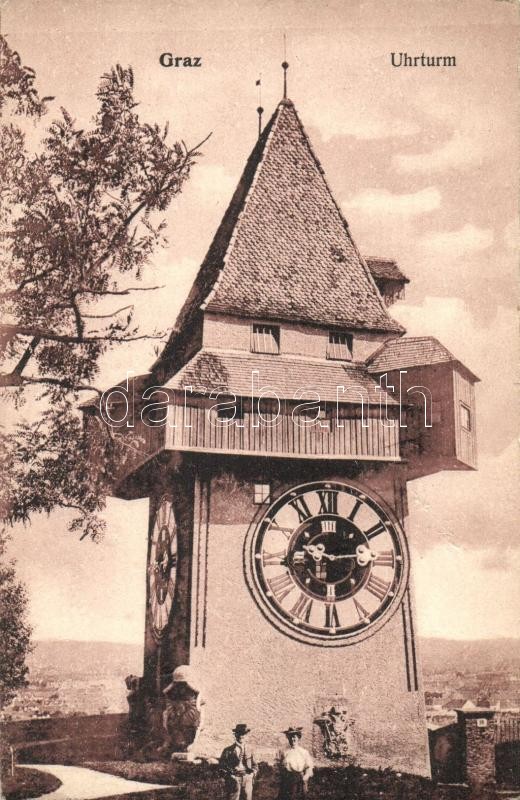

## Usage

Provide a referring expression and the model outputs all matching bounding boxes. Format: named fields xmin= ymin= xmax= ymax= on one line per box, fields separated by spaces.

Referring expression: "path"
xmin=25 ymin=764 xmax=171 ymax=799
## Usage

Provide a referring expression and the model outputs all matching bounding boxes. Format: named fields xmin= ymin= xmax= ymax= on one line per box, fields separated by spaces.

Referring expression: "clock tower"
xmin=87 ymin=94 xmax=478 ymax=776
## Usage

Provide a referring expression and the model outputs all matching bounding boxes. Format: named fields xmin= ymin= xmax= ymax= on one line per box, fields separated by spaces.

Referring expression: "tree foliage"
xmin=0 ymin=531 xmax=32 ymax=709
xmin=0 ymin=36 xmax=208 ymax=537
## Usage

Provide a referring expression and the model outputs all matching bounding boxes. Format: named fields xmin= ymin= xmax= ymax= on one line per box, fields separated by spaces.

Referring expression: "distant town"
xmin=2 ymin=638 xmax=519 ymax=726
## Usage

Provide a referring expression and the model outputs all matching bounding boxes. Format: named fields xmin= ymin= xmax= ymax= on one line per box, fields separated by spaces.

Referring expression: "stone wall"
xmin=3 ymin=713 xmax=129 ymax=764
xmin=187 ymin=458 xmax=430 ymax=776
xmin=457 ymin=709 xmax=496 ymax=787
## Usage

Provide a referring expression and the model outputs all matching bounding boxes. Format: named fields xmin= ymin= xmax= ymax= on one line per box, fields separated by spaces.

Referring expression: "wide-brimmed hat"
xmin=233 ymin=723 xmax=251 ymax=736
xmin=283 ymin=726 xmax=303 ymax=738
xmin=163 ymin=665 xmax=199 ymax=694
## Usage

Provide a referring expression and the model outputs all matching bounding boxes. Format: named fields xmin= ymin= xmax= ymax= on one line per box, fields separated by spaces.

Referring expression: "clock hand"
xmin=302 ymin=543 xmax=325 ymax=562
xmin=355 ymin=544 xmax=377 ymax=566
xmin=303 ymin=543 xmax=377 ymax=567
xmin=326 ymin=553 xmax=356 ymax=561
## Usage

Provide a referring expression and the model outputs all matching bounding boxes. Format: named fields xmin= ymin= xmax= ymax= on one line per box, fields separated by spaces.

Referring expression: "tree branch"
xmin=0 ymin=265 xmax=61 ymax=299
xmin=83 ymin=304 xmax=133 ymax=319
xmin=0 ymin=322 xmax=167 ymax=344
xmin=76 ymin=284 xmax=164 ymax=296
xmin=0 ymin=373 xmax=101 ymax=391
xmin=12 ymin=337 xmax=40 ymax=376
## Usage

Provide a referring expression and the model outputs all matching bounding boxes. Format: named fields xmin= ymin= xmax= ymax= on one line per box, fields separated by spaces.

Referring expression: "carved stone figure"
xmin=314 ymin=706 xmax=355 ymax=761
xmin=161 ymin=665 xmax=203 ymax=758
xmin=125 ymin=674 xmax=145 ymax=732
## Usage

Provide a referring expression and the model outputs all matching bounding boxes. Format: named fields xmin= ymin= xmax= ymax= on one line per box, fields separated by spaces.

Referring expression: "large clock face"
xmin=148 ymin=497 xmax=178 ymax=638
xmin=245 ymin=481 xmax=409 ymax=646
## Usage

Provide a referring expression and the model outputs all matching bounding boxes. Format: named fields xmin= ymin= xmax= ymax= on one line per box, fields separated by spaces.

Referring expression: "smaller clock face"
xmin=148 ymin=497 xmax=178 ymax=638
xmin=245 ymin=481 xmax=409 ymax=647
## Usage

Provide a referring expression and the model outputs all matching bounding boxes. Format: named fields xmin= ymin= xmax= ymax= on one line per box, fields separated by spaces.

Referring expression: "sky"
xmin=2 ymin=0 xmax=519 ymax=644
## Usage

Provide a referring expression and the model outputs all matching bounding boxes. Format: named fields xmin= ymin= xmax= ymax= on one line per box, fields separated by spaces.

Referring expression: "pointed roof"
xmin=173 ymin=99 xmax=403 ymax=338
xmin=366 ymin=336 xmax=480 ymax=382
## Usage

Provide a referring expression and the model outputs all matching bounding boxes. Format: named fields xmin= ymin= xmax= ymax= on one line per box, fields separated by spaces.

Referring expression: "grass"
xmin=1 ymin=766 xmax=62 ymax=800
xmin=83 ymin=761 xmax=518 ymax=800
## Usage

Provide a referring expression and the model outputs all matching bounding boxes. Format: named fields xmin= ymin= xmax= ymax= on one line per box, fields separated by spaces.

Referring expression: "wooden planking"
xmin=104 ymin=393 xmax=402 ymax=486
xmin=453 ymin=370 xmax=477 ymax=468
xmin=165 ymin=400 xmax=400 ymax=460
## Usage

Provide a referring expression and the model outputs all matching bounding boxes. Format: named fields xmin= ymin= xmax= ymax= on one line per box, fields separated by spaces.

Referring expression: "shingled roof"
xmin=165 ymin=349 xmax=398 ymax=405
xmin=365 ymin=257 xmax=409 ymax=284
xmin=366 ymin=336 xmax=479 ymax=382
xmin=172 ymin=99 xmax=403 ymax=339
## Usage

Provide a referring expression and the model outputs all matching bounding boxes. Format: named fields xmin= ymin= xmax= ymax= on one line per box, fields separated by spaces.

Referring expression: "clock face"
xmin=148 ymin=497 xmax=178 ymax=638
xmin=245 ymin=481 xmax=409 ymax=646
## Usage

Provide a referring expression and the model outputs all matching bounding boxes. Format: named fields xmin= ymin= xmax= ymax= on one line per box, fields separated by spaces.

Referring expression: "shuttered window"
xmin=251 ymin=324 xmax=280 ymax=354
xmin=327 ymin=331 xmax=353 ymax=361
xmin=460 ymin=403 xmax=471 ymax=431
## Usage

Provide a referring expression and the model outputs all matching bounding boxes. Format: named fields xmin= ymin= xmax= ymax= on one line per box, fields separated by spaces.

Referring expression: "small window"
xmin=254 ymin=483 xmax=271 ymax=504
xmin=460 ymin=403 xmax=471 ymax=431
xmin=251 ymin=324 xmax=280 ymax=354
xmin=327 ymin=331 xmax=353 ymax=361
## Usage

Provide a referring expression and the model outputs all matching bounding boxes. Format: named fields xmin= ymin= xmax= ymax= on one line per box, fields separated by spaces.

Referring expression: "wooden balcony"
xmin=94 ymin=395 xmax=402 ymax=494
xmin=166 ymin=398 xmax=400 ymax=461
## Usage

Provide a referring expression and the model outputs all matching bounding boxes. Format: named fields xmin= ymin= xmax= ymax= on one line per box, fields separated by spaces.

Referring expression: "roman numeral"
xmin=321 ymin=520 xmax=336 ymax=533
xmin=318 ymin=490 xmax=337 ymax=515
xmin=366 ymin=574 xmax=391 ymax=601
xmin=290 ymin=593 xmax=313 ymax=623
xmin=325 ymin=603 xmax=340 ymax=629
xmin=267 ymin=572 xmax=294 ymax=603
xmin=348 ymin=499 xmax=362 ymax=521
xmin=365 ymin=521 xmax=386 ymax=540
xmin=353 ymin=597 xmax=370 ymax=623
xmin=268 ymin=521 xmax=294 ymax=540
xmin=289 ymin=496 xmax=312 ymax=523
xmin=374 ymin=550 xmax=395 ymax=568
xmin=262 ymin=550 xmax=287 ymax=566
xmin=326 ymin=583 xmax=336 ymax=601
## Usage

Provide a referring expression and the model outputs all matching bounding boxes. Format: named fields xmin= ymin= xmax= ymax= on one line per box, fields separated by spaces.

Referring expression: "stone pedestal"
xmin=457 ymin=708 xmax=497 ymax=787
xmin=125 ymin=675 xmax=145 ymax=733
xmin=161 ymin=665 xmax=203 ymax=760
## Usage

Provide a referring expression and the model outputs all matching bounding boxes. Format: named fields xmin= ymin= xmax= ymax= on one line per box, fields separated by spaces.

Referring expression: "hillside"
xmin=420 ymin=638 xmax=520 ymax=675
xmin=3 ymin=638 xmax=517 ymax=721
xmin=25 ymin=637 xmax=520 ymax=679
xmin=27 ymin=640 xmax=143 ymax=678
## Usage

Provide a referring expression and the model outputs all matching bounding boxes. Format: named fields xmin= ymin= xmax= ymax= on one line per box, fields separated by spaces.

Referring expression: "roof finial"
xmin=256 ymin=75 xmax=263 ymax=138
xmin=282 ymin=60 xmax=289 ymax=99
xmin=282 ymin=32 xmax=289 ymax=100
xmin=257 ymin=105 xmax=264 ymax=138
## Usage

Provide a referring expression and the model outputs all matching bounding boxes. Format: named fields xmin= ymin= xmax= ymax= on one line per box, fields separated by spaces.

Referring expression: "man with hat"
xmin=278 ymin=727 xmax=314 ymax=799
xmin=219 ymin=723 xmax=258 ymax=800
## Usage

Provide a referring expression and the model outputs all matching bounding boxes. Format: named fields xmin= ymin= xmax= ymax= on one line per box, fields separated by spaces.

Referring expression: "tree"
xmin=0 ymin=36 xmax=209 ymax=538
xmin=0 ymin=530 xmax=32 ymax=709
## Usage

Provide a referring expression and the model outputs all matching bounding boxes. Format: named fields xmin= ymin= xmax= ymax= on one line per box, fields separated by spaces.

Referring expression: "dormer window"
xmin=251 ymin=324 xmax=280 ymax=354
xmin=327 ymin=331 xmax=353 ymax=361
